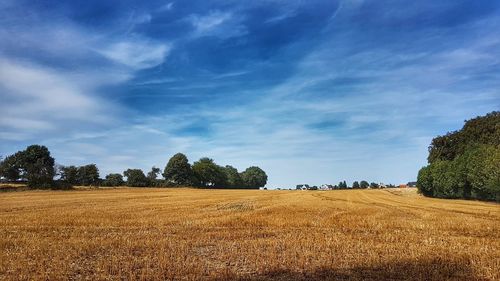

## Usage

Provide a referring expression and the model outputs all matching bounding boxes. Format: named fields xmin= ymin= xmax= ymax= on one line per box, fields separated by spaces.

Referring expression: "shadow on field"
xmin=235 ymin=257 xmax=480 ymax=281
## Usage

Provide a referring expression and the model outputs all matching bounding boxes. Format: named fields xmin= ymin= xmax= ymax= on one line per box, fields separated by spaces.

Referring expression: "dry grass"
xmin=0 ymin=188 xmax=499 ymax=280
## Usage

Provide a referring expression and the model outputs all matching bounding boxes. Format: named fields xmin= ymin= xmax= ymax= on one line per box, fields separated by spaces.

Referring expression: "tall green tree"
xmin=428 ymin=160 xmax=461 ymax=198
xmin=360 ymin=180 xmax=369 ymax=189
xmin=416 ymin=166 xmax=433 ymax=196
xmin=352 ymin=181 xmax=360 ymax=189
xmin=124 ymin=169 xmax=149 ymax=187
xmin=163 ymin=153 xmax=193 ymax=186
xmin=22 ymin=145 xmax=55 ymax=188
xmin=0 ymin=152 xmax=24 ymax=181
xmin=60 ymin=165 xmax=79 ymax=185
xmin=418 ymin=111 xmax=500 ymax=201
xmin=428 ymin=111 xmax=500 ymax=163
xmin=462 ymin=145 xmax=500 ymax=201
xmin=338 ymin=181 xmax=348 ymax=189
xmin=147 ymin=166 xmax=161 ymax=180
xmin=223 ymin=165 xmax=243 ymax=188
xmin=103 ymin=173 xmax=124 ymax=187
xmin=77 ymin=164 xmax=100 ymax=186
xmin=241 ymin=166 xmax=267 ymax=189
xmin=192 ymin=158 xmax=227 ymax=188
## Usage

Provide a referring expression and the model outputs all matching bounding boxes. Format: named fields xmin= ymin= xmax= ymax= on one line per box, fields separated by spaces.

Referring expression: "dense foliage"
xmin=223 ymin=165 xmax=243 ymax=188
xmin=0 ymin=145 xmax=54 ymax=187
xmin=192 ymin=158 xmax=227 ymax=188
xmin=1 ymin=145 xmax=267 ymax=189
xmin=102 ymin=173 xmax=125 ymax=187
xmin=360 ymin=180 xmax=369 ymax=189
xmin=123 ymin=169 xmax=149 ymax=187
xmin=60 ymin=164 xmax=100 ymax=186
xmin=190 ymin=158 xmax=267 ymax=189
xmin=162 ymin=153 xmax=194 ymax=186
xmin=417 ymin=111 xmax=500 ymax=201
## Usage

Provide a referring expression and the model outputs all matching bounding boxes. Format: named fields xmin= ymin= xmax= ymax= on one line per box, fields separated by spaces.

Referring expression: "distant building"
xmin=407 ymin=182 xmax=417 ymax=187
xmin=296 ymin=184 xmax=309 ymax=190
xmin=320 ymin=184 xmax=334 ymax=190
xmin=399 ymin=184 xmax=408 ymax=188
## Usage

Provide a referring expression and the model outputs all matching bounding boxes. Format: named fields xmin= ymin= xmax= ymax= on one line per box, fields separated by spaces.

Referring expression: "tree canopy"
xmin=77 ymin=164 xmax=100 ymax=186
xmin=360 ymin=180 xmax=369 ymax=189
xmin=0 ymin=152 xmax=24 ymax=181
xmin=124 ymin=169 xmax=149 ymax=187
xmin=103 ymin=173 xmax=124 ymax=187
xmin=60 ymin=166 xmax=79 ymax=185
xmin=192 ymin=158 xmax=227 ymax=188
xmin=223 ymin=165 xmax=243 ymax=188
xmin=147 ymin=166 xmax=161 ymax=181
xmin=0 ymin=145 xmax=55 ymax=187
xmin=427 ymin=111 xmax=500 ymax=163
xmin=352 ymin=181 xmax=360 ymax=189
xmin=163 ymin=153 xmax=194 ymax=186
xmin=418 ymin=111 xmax=500 ymax=201
xmin=1 ymin=147 xmax=269 ymax=190
xmin=240 ymin=166 xmax=268 ymax=188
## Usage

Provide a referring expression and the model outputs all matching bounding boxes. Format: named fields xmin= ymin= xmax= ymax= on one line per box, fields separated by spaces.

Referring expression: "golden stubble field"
xmin=0 ymin=188 xmax=499 ymax=280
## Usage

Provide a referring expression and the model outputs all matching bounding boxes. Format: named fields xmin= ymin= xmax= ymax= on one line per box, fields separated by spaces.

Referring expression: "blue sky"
xmin=1 ymin=0 xmax=499 ymax=187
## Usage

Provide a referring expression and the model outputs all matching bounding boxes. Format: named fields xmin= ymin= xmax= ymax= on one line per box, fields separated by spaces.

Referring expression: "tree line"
xmin=0 ymin=148 xmax=268 ymax=189
xmin=298 ymin=181 xmax=398 ymax=190
xmin=417 ymin=111 xmax=500 ymax=202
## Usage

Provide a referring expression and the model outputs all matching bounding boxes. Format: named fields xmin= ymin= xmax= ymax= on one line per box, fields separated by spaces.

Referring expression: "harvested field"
xmin=0 ymin=188 xmax=499 ymax=280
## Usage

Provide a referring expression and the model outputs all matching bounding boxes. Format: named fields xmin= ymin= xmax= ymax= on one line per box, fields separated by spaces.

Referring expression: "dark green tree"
xmin=22 ymin=145 xmax=55 ymax=188
xmin=427 ymin=132 xmax=460 ymax=163
xmin=77 ymin=164 xmax=100 ymax=186
xmin=360 ymin=180 xmax=369 ymax=189
xmin=352 ymin=181 xmax=360 ymax=189
xmin=60 ymin=165 xmax=79 ymax=185
xmin=416 ymin=166 xmax=433 ymax=196
xmin=103 ymin=173 xmax=124 ymax=187
xmin=192 ymin=158 xmax=227 ymax=188
xmin=428 ymin=111 xmax=500 ymax=163
xmin=418 ymin=111 xmax=500 ymax=201
xmin=147 ymin=166 xmax=161 ymax=180
xmin=429 ymin=160 xmax=461 ymax=198
xmin=163 ymin=153 xmax=193 ymax=186
xmin=370 ymin=182 xmax=379 ymax=189
xmin=0 ymin=152 xmax=24 ymax=181
xmin=240 ymin=166 xmax=267 ymax=189
xmin=223 ymin=165 xmax=243 ymax=188
xmin=462 ymin=145 xmax=500 ymax=201
xmin=124 ymin=169 xmax=149 ymax=187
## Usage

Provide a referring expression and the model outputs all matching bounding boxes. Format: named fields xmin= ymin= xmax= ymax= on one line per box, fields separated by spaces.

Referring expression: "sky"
xmin=1 ymin=0 xmax=500 ymax=188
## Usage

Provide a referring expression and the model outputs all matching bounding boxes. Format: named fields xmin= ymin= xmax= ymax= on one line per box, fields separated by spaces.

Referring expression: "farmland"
xmin=0 ymin=188 xmax=499 ymax=280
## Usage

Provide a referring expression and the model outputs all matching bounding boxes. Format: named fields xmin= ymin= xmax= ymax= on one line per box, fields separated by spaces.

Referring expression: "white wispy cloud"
xmin=0 ymin=17 xmax=171 ymax=143
xmin=0 ymin=58 xmax=113 ymax=140
xmin=97 ymin=40 xmax=171 ymax=70
xmin=159 ymin=2 xmax=174 ymax=12
xmin=188 ymin=10 xmax=247 ymax=38
xmin=190 ymin=11 xmax=232 ymax=32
